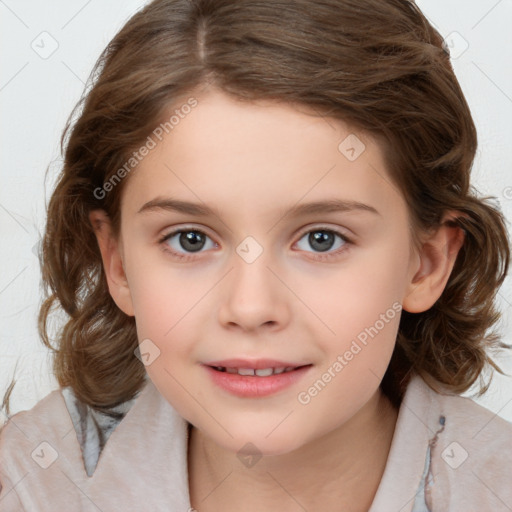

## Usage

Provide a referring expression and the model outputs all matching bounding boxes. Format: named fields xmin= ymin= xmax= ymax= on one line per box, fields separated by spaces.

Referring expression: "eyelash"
xmin=158 ymin=226 xmax=353 ymax=262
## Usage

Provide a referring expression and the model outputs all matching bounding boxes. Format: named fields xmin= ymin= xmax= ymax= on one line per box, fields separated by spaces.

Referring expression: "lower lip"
xmin=203 ymin=365 xmax=312 ymax=398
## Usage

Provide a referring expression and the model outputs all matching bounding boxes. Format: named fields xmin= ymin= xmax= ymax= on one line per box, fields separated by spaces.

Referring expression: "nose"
xmin=217 ymin=250 xmax=291 ymax=333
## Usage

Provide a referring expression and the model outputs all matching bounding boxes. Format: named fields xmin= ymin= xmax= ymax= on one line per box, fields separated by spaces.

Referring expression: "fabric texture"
xmin=60 ymin=387 xmax=136 ymax=477
xmin=1 ymin=373 xmax=511 ymax=511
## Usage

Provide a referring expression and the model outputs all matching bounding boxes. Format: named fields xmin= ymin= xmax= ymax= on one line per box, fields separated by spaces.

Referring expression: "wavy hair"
xmin=32 ymin=0 xmax=510 ymax=409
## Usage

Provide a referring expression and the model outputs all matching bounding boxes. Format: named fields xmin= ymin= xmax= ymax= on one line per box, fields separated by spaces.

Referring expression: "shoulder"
xmin=0 ymin=387 xmax=69 ymax=453
xmin=0 ymin=388 xmax=73 ymax=507
xmin=427 ymin=377 xmax=512 ymax=458
xmin=0 ymin=389 xmax=71 ymax=468
xmin=0 ymin=381 xmax=192 ymax=510
xmin=414 ymin=375 xmax=512 ymax=510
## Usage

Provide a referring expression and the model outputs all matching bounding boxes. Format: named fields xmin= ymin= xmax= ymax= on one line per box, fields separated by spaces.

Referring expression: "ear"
xmin=403 ymin=211 xmax=465 ymax=313
xmin=89 ymin=209 xmax=134 ymax=317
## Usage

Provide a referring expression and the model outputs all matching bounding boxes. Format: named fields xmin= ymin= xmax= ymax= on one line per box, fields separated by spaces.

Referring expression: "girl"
xmin=1 ymin=0 xmax=511 ymax=510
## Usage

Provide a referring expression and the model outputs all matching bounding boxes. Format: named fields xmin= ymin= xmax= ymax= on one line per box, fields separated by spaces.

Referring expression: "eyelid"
xmin=159 ymin=223 xmax=353 ymax=243
xmin=294 ymin=223 xmax=354 ymax=243
xmin=159 ymin=224 xmax=217 ymax=242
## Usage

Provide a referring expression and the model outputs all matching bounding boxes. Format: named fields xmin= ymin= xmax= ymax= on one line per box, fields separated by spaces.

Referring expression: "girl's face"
xmin=112 ymin=89 xmax=421 ymax=455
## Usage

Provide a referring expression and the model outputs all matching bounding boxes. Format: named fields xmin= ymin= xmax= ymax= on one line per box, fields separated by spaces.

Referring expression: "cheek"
xmin=125 ymin=245 xmax=210 ymax=337
xmin=127 ymin=270 xmax=207 ymax=417
xmin=293 ymin=259 xmax=404 ymax=431
xmin=304 ymin=244 xmax=408 ymax=338
xmin=125 ymin=257 xmax=212 ymax=377
xmin=130 ymin=281 xmax=204 ymax=359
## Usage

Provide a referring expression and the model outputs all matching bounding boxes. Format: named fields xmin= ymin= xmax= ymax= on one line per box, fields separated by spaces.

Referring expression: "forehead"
xmin=121 ymin=90 xmax=404 ymax=221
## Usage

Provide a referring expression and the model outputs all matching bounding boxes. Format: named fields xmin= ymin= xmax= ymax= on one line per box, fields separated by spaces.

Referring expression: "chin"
xmin=207 ymin=426 xmax=307 ymax=459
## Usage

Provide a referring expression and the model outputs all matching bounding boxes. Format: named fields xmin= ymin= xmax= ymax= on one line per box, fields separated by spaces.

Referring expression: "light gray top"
xmin=1 ymin=373 xmax=511 ymax=511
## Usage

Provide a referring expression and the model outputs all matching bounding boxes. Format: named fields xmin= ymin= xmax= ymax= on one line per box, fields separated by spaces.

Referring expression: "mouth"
xmin=209 ymin=365 xmax=311 ymax=377
xmin=202 ymin=361 xmax=313 ymax=398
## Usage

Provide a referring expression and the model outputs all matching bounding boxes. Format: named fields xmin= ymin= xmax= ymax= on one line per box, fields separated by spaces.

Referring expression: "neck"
xmin=188 ymin=388 xmax=399 ymax=512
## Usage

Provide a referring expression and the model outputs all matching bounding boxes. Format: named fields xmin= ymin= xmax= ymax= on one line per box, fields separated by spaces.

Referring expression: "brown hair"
xmin=34 ymin=0 xmax=510 ymax=410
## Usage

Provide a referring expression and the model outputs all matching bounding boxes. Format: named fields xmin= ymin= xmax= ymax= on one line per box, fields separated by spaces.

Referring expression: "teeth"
xmin=215 ymin=366 xmax=297 ymax=376
xmin=255 ymin=368 xmax=273 ymax=377
xmin=238 ymin=368 xmax=255 ymax=376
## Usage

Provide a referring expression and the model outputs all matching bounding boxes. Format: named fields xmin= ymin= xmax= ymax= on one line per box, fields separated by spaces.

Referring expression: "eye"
xmin=159 ymin=226 xmax=351 ymax=261
xmin=295 ymin=228 xmax=350 ymax=256
xmin=159 ymin=228 xmax=217 ymax=258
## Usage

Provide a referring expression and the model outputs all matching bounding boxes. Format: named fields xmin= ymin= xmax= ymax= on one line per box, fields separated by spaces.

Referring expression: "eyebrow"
xmin=137 ymin=197 xmax=380 ymax=218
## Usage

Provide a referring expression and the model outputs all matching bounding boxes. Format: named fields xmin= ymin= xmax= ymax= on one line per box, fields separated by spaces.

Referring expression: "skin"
xmin=90 ymin=88 xmax=464 ymax=511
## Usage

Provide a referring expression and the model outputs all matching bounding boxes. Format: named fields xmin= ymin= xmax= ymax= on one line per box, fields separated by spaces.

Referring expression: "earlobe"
xmin=403 ymin=212 xmax=465 ymax=313
xmin=89 ymin=209 xmax=135 ymax=317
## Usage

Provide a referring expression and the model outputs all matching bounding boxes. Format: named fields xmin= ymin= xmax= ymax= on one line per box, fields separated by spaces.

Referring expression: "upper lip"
xmin=203 ymin=358 xmax=311 ymax=369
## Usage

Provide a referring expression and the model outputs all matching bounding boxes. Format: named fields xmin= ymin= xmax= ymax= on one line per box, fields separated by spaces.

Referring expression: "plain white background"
xmin=1 ymin=0 xmax=511 ymax=421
